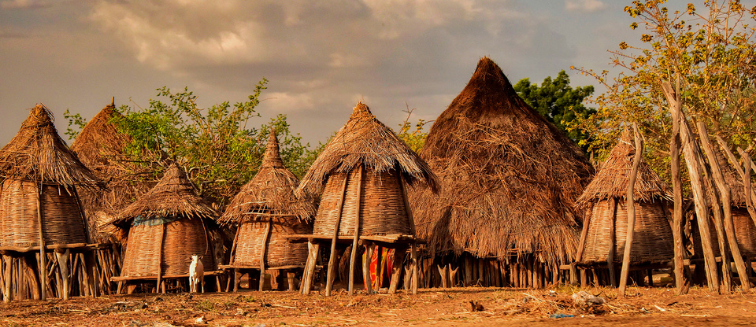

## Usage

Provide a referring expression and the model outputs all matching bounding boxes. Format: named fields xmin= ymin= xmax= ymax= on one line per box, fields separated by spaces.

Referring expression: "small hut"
xmin=71 ymin=99 xmax=151 ymax=244
xmin=295 ymin=102 xmax=438 ymax=296
xmin=410 ymin=57 xmax=594 ymax=289
xmin=575 ymin=130 xmax=674 ymax=286
xmin=0 ymin=104 xmax=104 ymax=301
xmin=219 ymin=130 xmax=316 ymax=291
xmin=111 ymin=164 xmax=220 ymax=293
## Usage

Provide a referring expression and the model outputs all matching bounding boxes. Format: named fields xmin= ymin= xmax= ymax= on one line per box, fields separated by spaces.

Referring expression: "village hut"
xmin=218 ymin=130 xmax=317 ymax=291
xmin=71 ymin=99 xmax=151 ymax=244
xmin=0 ymin=104 xmax=105 ymax=301
xmin=409 ymin=57 xmax=594 ymax=289
xmin=111 ymin=164 xmax=219 ymax=293
xmin=575 ymin=130 xmax=674 ymax=286
xmin=296 ymin=102 xmax=438 ymax=296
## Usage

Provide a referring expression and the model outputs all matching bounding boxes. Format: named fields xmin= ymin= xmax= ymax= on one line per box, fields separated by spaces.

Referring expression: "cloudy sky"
xmin=0 ymin=0 xmax=689 ymax=147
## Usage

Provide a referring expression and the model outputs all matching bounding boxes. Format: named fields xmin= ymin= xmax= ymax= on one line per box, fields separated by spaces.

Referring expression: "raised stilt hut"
xmin=110 ymin=164 xmax=220 ymax=294
xmin=0 ymin=104 xmax=105 ymax=302
xmin=219 ymin=130 xmax=316 ymax=292
xmin=410 ymin=57 xmax=594 ymax=289
xmin=575 ymin=130 xmax=674 ymax=287
xmin=294 ymin=102 xmax=438 ymax=296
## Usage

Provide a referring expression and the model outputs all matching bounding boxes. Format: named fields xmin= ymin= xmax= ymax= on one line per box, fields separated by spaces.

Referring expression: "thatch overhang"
xmin=0 ymin=104 xmax=101 ymax=190
xmin=219 ymin=130 xmax=316 ymax=225
xmin=297 ymin=102 xmax=439 ymax=196
xmin=576 ymin=130 xmax=672 ymax=207
xmin=410 ymin=57 xmax=594 ymax=264
xmin=112 ymin=164 xmax=217 ymax=228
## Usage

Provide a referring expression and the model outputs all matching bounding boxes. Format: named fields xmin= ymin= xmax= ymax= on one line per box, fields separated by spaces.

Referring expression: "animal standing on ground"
xmin=189 ymin=254 xmax=205 ymax=293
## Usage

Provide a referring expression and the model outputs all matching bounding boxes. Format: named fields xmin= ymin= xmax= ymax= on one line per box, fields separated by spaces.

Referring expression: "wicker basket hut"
xmin=0 ymin=104 xmax=103 ymax=301
xmin=296 ymin=102 xmax=438 ymax=296
xmin=111 ymin=164 xmax=219 ymax=293
xmin=575 ymin=130 xmax=674 ymax=285
xmin=409 ymin=57 xmax=594 ymax=289
xmin=219 ymin=130 xmax=316 ymax=291
xmin=71 ymin=99 xmax=151 ymax=244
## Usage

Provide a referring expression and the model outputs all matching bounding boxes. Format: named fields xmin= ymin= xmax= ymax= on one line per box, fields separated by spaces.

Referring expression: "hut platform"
xmin=218 ymin=265 xmax=308 ymax=292
xmin=0 ymin=243 xmax=108 ymax=254
xmin=285 ymin=234 xmax=421 ymax=245
xmin=111 ymin=270 xmax=224 ymax=294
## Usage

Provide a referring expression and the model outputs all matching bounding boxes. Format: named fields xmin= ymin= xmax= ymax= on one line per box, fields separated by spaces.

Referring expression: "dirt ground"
xmin=2 ymin=285 xmax=756 ymax=326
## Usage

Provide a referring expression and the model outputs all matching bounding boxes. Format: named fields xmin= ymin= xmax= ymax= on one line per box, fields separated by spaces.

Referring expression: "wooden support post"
xmin=35 ymin=182 xmax=46 ymax=301
xmin=403 ymin=265 xmax=412 ymax=291
xmin=608 ymin=198 xmax=618 ymax=287
xmin=464 ymin=256 xmax=472 ymax=286
xmin=348 ymin=166 xmax=364 ymax=296
xmin=156 ymin=224 xmax=165 ymax=294
xmin=287 ymin=271 xmax=297 ymax=291
xmin=619 ymin=124 xmax=643 ymax=296
xmin=450 ymin=263 xmax=459 ymax=288
xmin=575 ymin=206 xmax=592 ymax=264
xmin=388 ymin=248 xmax=405 ymax=294
xmin=697 ymin=121 xmax=747 ymax=292
xmin=580 ymin=269 xmax=587 ymax=288
xmin=3 ymin=255 xmax=11 ymax=303
xmin=569 ymin=263 xmax=576 ymax=286
xmin=478 ymin=259 xmax=485 ymax=285
xmin=410 ymin=243 xmax=418 ymax=294
xmin=259 ymin=220 xmax=272 ymax=292
xmin=670 ymin=90 xmax=687 ymax=295
xmin=326 ymin=173 xmax=350 ymax=296
xmin=363 ymin=243 xmax=374 ymax=294
xmin=437 ymin=264 xmax=448 ymax=288
xmin=647 ymin=269 xmax=654 ymax=286
xmin=233 ymin=269 xmax=240 ymax=292
xmin=301 ymin=240 xmax=319 ymax=295
xmin=739 ymin=147 xmax=756 ymax=231
xmin=55 ymin=250 xmax=70 ymax=300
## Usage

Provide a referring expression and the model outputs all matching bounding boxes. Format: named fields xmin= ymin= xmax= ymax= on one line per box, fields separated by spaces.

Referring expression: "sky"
xmin=0 ymin=0 xmax=694 ymax=147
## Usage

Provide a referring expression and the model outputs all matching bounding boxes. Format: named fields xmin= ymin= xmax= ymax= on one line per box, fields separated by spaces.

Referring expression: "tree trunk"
xmin=619 ymin=124 xmax=643 ymax=296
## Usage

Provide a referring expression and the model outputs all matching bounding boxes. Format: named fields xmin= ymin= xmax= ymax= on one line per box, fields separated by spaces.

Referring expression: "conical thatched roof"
xmin=410 ymin=57 xmax=594 ymax=264
xmin=576 ymin=130 xmax=672 ymax=206
xmin=71 ymin=99 xmax=131 ymax=170
xmin=297 ymin=102 xmax=438 ymax=195
xmin=113 ymin=164 xmax=217 ymax=227
xmin=219 ymin=130 xmax=316 ymax=225
xmin=0 ymin=104 xmax=100 ymax=189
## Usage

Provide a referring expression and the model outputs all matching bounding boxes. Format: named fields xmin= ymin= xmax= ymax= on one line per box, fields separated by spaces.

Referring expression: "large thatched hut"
xmin=219 ymin=130 xmax=316 ymax=291
xmin=296 ymin=102 xmax=438 ymax=296
xmin=111 ymin=164 xmax=219 ymax=293
xmin=410 ymin=57 xmax=594 ymax=289
xmin=575 ymin=130 xmax=674 ymax=285
xmin=0 ymin=104 xmax=104 ymax=301
xmin=71 ymin=99 xmax=151 ymax=244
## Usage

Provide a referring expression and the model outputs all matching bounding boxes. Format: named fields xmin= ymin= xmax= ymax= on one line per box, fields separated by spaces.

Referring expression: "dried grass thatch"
xmin=410 ymin=57 xmax=594 ymax=264
xmin=71 ymin=100 xmax=152 ymax=242
xmin=576 ymin=130 xmax=672 ymax=207
xmin=0 ymin=104 xmax=100 ymax=189
xmin=219 ymin=130 xmax=316 ymax=225
xmin=713 ymin=145 xmax=749 ymax=207
xmin=297 ymin=102 xmax=438 ymax=196
xmin=112 ymin=164 xmax=217 ymax=227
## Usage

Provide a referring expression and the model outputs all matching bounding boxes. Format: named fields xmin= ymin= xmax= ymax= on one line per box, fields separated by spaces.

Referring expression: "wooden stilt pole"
xmin=55 ymin=250 xmax=70 ymax=300
xmin=363 ymin=243 xmax=374 ymax=294
xmin=669 ymin=87 xmax=687 ymax=295
xmin=35 ymin=182 xmax=46 ymax=301
xmin=348 ymin=166 xmax=364 ymax=296
xmin=325 ymin=174 xmax=350 ymax=296
xmin=607 ymin=198 xmax=618 ymax=287
xmin=2 ymin=255 xmax=11 ymax=302
xmin=259 ymin=220 xmax=272 ymax=292
xmin=619 ymin=124 xmax=643 ymax=296
xmin=388 ymin=248 xmax=405 ymax=294
xmin=156 ymin=224 xmax=165 ymax=294
xmin=410 ymin=243 xmax=418 ymax=294
xmin=437 ymin=264 xmax=448 ymax=288
xmin=301 ymin=240 xmax=319 ymax=295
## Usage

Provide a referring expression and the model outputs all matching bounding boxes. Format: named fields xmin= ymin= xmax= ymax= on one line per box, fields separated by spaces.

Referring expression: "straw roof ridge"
xmin=297 ymin=102 xmax=439 ymax=195
xmin=219 ymin=130 xmax=317 ymax=225
xmin=71 ymin=100 xmax=132 ymax=170
xmin=113 ymin=163 xmax=217 ymax=226
xmin=576 ymin=130 xmax=672 ymax=206
xmin=0 ymin=104 xmax=100 ymax=189
xmin=410 ymin=57 xmax=594 ymax=264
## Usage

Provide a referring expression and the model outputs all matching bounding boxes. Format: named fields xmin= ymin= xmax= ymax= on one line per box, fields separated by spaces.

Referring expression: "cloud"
xmin=565 ymin=0 xmax=606 ymax=13
xmin=0 ymin=0 xmax=55 ymax=9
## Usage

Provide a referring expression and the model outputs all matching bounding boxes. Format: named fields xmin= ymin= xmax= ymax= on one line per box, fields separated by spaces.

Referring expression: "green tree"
xmin=396 ymin=106 xmax=430 ymax=153
xmin=513 ymin=71 xmax=596 ymax=146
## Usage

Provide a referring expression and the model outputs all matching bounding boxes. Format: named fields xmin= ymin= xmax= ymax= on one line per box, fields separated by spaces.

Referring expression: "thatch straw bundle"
xmin=577 ymin=130 xmax=674 ymax=264
xmin=410 ymin=57 xmax=594 ymax=264
xmin=0 ymin=104 xmax=100 ymax=189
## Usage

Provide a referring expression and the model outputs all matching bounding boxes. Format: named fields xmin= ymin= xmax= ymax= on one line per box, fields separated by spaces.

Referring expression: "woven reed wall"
xmin=233 ymin=220 xmax=311 ymax=267
xmin=0 ymin=179 xmax=88 ymax=247
xmin=312 ymin=169 xmax=411 ymax=237
xmin=693 ymin=208 xmax=756 ymax=258
xmin=581 ymin=199 xmax=673 ymax=264
xmin=120 ymin=217 xmax=214 ymax=277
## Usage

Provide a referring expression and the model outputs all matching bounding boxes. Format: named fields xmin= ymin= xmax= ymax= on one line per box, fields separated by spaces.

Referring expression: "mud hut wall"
xmin=0 ymin=179 xmax=88 ymax=247
xmin=582 ymin=199 xmax=674 ymax=264
xmin=233 ymin=220 xmax=310 ymax=267
xmin=313 ymin=169 xmax=411 ymax=237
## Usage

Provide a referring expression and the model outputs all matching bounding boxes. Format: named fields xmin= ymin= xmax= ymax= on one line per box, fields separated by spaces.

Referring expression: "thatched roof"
xmin=714 ymin=145 xmax=748 ymax=207
xmin=297 ymin=102 xmax=438 ymax=195
xmin=410 ymin=57 xmax=594 ymax=264
xmin=113 ymin=164 xmax=217 ymax=227
xmin=219 ymin=130 xmax=317 ymax=225
xmin=0 ymin=104 xmax=100 ymax=189
xmin=71 ymin=99 xmax=132 ymax=171
xmin=576 ymin=130 xmax=672 ymax=206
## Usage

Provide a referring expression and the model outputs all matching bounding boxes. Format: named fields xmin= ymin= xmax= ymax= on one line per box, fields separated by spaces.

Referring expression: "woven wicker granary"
xmin=298 ymin=102 xmax=438 ymax=238
xmin=0 ymin=105 xmax=99 ymax=247
xmin=116 ymin=164 xmax=217 ymax=278
xmin=577 ymin=130 xmax=674 ymax=264
xmin=220 ymin=130 xmax=316 ymax=268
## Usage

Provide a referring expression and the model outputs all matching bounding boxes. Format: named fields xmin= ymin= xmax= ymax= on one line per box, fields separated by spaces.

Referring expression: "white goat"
xmin=189 ymin=254 xmax=205 ymax=293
